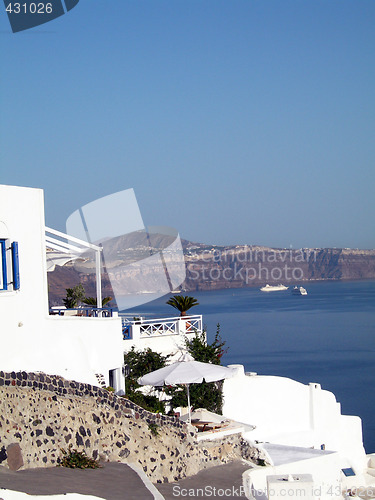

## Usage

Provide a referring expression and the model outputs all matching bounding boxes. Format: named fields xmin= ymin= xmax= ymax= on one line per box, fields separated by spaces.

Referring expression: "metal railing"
xmin=122 ymin=323 xmax=132 ymax=340
xmin=120 ymin=315 xmax=203 ymax=340
xmin=49 ymin=307 xmax=116 ymax=318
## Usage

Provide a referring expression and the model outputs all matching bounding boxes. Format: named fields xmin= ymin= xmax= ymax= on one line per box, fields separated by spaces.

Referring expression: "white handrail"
xmin=122 ymin=314 xmax=202 ymax=325
xmin=121 ymin=314 xmax=203 ymax=340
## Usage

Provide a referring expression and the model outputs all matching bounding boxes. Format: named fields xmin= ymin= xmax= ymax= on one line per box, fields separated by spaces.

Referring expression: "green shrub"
xmin=125 ymin=390 xmax=166 ymax=414
xmin=185 ymin=323 xmax=227 ymax=364
xmin=166 ymin=380 xmax=224 ymax=414
xmin=148 ymin=423 xmax=160 ymax=436
xmin=123 ymin=325 xmax=228 ymax=415
xmin=123 ymin=347 xmax=168 ymax=413
xmin=167 ymin=323 xmax=228 ymax=414
xmin=59 ymin=444 xmax=101 ymax=469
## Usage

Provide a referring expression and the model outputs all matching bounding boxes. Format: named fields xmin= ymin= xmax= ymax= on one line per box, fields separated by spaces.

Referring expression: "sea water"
xmin=128 ymin=280 xmax=375 ymax=453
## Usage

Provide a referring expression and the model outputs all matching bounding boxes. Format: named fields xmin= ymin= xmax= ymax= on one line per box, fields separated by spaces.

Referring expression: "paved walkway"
xmin=155 ymin=461 xmax=251 ymax=499
xmin=0 ymin=463 xmax=155 ymax=500
xmin=0 ymin=461 xmax=251 ymax=500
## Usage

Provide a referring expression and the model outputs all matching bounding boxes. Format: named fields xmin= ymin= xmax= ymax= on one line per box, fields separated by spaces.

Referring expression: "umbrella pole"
xmin=186 ymin=384 xmax=191 ymax=424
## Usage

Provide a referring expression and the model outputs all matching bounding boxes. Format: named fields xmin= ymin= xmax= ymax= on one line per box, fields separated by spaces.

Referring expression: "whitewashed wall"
xmin=124 ymin=331 xmax=194 ymax=358
xmin=223 ymin=365 xmax=367 ymax=472
xmin=0 ymin=184 xmax=124 ymax=390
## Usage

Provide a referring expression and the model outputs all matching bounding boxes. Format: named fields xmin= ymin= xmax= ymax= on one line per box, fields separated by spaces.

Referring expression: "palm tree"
xmin=82 ymin=296 xmax=113 ymax=307
xmin=166 ymin=295 xmax=199 ymax=317
xmin=63 ymin=284 xmax=85 ymax=309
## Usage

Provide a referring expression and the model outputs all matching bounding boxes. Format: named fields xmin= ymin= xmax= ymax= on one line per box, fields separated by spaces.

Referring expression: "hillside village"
xmin=1 ymin=184 xmax=375 ymax=499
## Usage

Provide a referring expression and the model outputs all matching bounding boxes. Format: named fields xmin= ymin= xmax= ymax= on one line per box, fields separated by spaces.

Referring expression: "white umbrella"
xmin=138 ymin=353 xmax=235 ymax=423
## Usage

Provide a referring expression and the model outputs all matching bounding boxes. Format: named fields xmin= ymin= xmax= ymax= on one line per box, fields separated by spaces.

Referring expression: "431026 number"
xmin=6 ymin=3 xmax=53 ymax=14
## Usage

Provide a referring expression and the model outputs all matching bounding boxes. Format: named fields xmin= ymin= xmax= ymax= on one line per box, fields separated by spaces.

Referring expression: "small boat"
xmin=292 ymin=286 xmax=308 ymax=295
xmin=260 ymin=284 xmax=288 ymax=292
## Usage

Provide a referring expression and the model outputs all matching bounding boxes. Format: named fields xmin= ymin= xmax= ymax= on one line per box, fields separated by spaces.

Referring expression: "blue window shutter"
xmin=0 ymin=240 xmax=7 ymax=290
xmin=11 ymin=242 xmax=20 ymax=290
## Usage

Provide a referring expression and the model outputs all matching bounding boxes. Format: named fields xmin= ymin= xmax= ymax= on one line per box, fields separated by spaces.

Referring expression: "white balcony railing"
xmin=121 ymin=315 xmax=203 ymax=341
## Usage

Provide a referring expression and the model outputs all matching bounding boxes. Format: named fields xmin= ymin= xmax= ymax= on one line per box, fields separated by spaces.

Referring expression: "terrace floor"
xmin=0 ymin=460 xmax=252 ymax=499
xmin=0 ymin=462 xmax=156 ymax=500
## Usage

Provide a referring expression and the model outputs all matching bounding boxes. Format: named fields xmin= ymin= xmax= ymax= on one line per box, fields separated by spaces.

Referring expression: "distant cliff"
xmin=47 ymin=238 xmax=375 ymax=304
xmin=183 ymin=244 xmax=375 ymax=291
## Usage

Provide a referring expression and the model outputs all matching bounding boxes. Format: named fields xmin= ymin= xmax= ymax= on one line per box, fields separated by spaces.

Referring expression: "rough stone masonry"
xmin=0 ymin=371 xmax=262 ymax=483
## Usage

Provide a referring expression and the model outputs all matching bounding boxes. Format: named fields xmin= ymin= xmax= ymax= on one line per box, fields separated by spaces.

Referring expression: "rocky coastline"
xmin=47 ymin=239 xmax=375 ymax=304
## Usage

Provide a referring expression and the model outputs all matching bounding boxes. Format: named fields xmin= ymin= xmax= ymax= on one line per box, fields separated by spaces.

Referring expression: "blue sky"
xmin=1 ymin=0 xmax=374 ymax=249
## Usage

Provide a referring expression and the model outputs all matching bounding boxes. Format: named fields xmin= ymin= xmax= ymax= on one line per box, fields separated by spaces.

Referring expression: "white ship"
xmin=260 ymin=284 xmax=289 ymax=292
xmin=292 ymin=286 xmax=308 ymax=295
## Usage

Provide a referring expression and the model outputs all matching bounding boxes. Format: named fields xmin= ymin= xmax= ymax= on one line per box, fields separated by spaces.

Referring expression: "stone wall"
xmin=0 ymin=371 xmax=181 ymax=428
xmin=0 ymin=372 xmax=259 ymax=483
xmin=199 ymin=434 xmax=271 ymax=468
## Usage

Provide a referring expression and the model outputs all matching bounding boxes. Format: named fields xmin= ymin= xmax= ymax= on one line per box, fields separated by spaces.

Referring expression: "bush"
xmin=123 ymin=325 xmax=228 ymax=415
xmin=123 ymin=347 xmax=169 ymax=413
xmin=59 ymin=444 xmax=101 ymax=469
xmin=168 ymin=324 xmax=228 ymax=414
xmin=126 ymin=390 xmax=166 ymax=414
xmin=148 ymin=423 xmax=160 ymax=436
xmin=166 ymin=380 xmax=224 ymax=414
xmin=185 ymin=323 xmax=227 ymax=364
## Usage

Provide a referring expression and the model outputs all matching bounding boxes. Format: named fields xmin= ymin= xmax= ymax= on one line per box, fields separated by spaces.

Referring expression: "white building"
xmin=0 ymin=184 xmax=125 ymax=393
xmin=222 ymin=365 xmax=374 ymax=499
xmin=2 ymin=183 xmax=373 ymax=498
xmin=0 ymin=183 xmax=203 ymax=392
